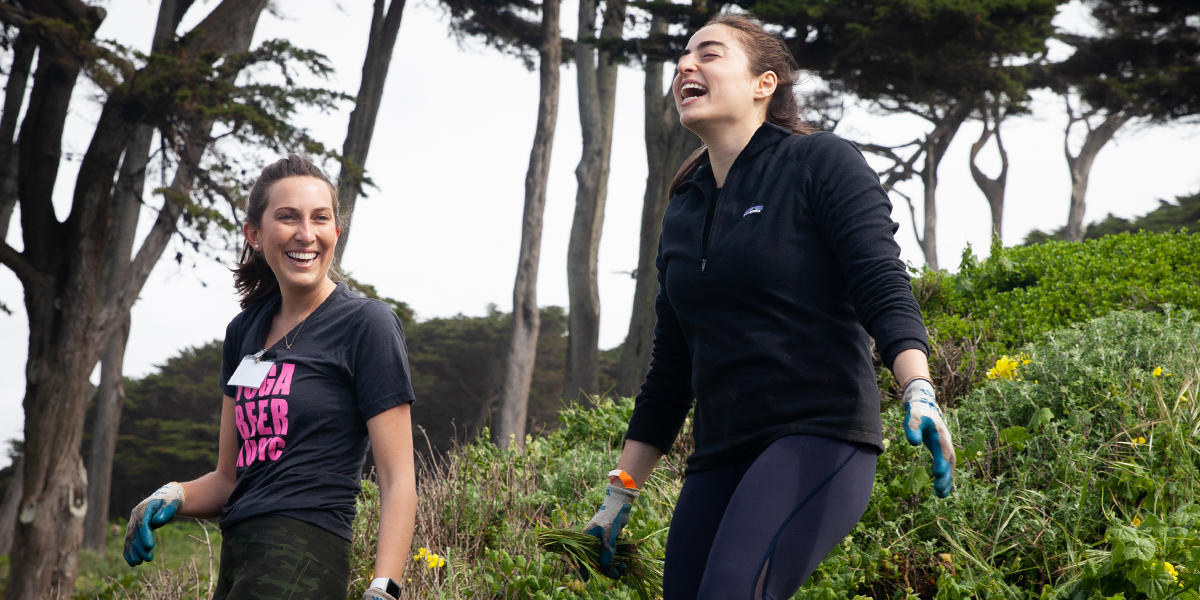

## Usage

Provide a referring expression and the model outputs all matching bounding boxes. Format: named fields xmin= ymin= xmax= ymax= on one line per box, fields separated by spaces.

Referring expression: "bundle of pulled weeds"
xmin=536 ymin=528 xmax=663 ymax=599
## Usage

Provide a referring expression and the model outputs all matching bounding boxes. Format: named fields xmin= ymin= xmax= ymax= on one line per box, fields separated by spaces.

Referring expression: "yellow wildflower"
xmin=987 ymin=355 xmax=1022 ymax=380
xmin=1152 ymin=366 xmax=1164 ymax=378
xmin=1164 ymin=562 xmax=1179 ymax=582
xmin=1132 ymin=516 xmax=1142 ymax=527
xmin=1180 ymin=395 xmax=1189 ymax=404
xmin=1135 ymin=436 xmax=1147 ymax=445
xmin=414 ymin=547 xmax=429 ymax=560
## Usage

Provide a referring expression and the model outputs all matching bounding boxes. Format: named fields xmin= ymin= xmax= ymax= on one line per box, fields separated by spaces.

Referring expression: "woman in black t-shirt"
xmin=582 ymin=14 xmax=957 ymax=599
xmin=124 ymin=155 xmax=415 ymax=600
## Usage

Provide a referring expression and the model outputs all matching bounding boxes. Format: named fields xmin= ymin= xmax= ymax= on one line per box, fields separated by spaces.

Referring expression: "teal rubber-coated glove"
xmin=123 ymin=482 xmax=185 ymax=566
xmin=902 ymin=378 xmax=956 ymax=497
xmin=583 ymin=482 xmax=639 ymax=579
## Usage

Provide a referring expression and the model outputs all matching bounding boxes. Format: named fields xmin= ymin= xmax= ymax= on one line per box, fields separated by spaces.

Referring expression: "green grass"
xmin=73 ymin=519 xmax=221 ymax=600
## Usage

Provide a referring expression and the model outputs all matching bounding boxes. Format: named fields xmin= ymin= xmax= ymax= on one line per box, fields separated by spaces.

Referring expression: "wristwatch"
xmin=369 ymin=577 xmax=400 ymax=597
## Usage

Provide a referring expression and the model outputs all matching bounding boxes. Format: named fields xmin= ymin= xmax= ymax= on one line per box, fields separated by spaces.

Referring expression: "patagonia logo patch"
xmin=742 ymin=205 xmax=763 ymax=217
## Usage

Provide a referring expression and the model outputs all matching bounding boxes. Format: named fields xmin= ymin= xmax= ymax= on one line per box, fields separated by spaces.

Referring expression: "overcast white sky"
xmin=1 ymin=0 xmax=1198 ymax=468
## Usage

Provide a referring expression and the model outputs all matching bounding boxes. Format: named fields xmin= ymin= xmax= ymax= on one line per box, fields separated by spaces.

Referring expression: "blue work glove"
xmin=902 ymin=378 xmax=956 ymax=497
xmin=583 ymin=480 xmax=638 ymax=579
xmin=123 ymin=482 xmax=185 ymax=566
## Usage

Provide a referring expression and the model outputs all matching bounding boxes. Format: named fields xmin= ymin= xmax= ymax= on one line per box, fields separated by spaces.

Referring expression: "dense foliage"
xmin=354 ymin=230 xmax=1200 ymax=598
xmin=916 ymin=231 xmax=1200 ymax=399
xmin=356 ymin=317 xmax=1199 ymax=598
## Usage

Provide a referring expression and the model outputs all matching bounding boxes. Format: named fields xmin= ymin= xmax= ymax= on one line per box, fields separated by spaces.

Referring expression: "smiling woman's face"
xmin=673 ymin=24 xmax=770 ymax=133
xmin=243 ymin=175 xmax=340 ymax=296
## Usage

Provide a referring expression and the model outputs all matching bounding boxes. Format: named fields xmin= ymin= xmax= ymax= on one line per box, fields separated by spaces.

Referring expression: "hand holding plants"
xmin=583 ymin=482 xmax=639 ymax=578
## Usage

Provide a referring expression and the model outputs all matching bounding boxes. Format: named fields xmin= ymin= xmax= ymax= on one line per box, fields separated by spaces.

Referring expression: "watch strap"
xmin=607 ymin=468 xmax=638 ymax=490
xmin=369 ymin=577 xmax=400 ymax=596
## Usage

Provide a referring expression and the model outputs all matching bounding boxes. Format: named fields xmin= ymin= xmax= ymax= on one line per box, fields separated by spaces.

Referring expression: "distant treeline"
xmin=1023 ymin=190 xmax=1200 ymax=244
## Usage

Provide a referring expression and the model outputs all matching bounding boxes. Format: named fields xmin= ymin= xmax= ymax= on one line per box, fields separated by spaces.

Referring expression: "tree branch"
xmin=0 ymin=240 xmax=37 ymax=284
xmin=896 ymin=188 xmax=923 ymax=246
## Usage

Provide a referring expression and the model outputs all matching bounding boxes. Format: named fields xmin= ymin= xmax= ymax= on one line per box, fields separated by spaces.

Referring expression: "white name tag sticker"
xmin=228 ymin=351 xmax=274 ymax=389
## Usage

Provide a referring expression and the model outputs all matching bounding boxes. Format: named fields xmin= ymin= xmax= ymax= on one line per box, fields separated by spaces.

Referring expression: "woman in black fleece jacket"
xmin=583 ymin=13 xmax=956 ymax=599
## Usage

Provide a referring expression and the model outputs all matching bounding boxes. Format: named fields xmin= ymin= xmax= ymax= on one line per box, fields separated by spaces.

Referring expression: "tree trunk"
xmin=0 ymin=456 xmax=23 ymax=555
xmin=615 ymin=15 xmax=696 ymax=398
xmin=81 ymin=0 xmax=187 ymax=552
xmin=81 ymin=315 xmax=129 ymax=550
xmin=0 ymin=31 xmax=34 ymax=239
xmin=1064 ymin=107 xmax=1129 ymax=241
xmin=914 ymin=102 xmax=971 ymax=270
xmin=969 ymin=95 xmax=1009 ymax=239
xmin=3 ymin=2 xmax=268 ymax=596
xmin=565 ymin=0 xmax=625 ymax=400
xmin=12 ymin=283 xmax=105 ymax=600
xmin=333 ymin=0 xmax=406 ymax=268
xmin=496 ymin=0 xmax=561 ymax=448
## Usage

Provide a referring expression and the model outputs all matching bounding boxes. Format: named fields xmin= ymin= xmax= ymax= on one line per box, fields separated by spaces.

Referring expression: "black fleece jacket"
xmin=625 ymin=123 xmax=928 ymax=472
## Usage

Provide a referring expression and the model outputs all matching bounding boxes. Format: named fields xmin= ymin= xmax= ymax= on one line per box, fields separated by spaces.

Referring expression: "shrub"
xmin=915 ymin=232 xmax=1200 ymax=396
xmin=348 ymin=310 xmax=1200 ymax=599
xmin=352 ymin=398 xmax=688 ymax=599
xmin=811 ymin=310 xmax=1200 ymax=599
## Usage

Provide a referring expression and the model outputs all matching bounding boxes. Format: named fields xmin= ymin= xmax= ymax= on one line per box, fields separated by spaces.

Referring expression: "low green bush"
xmin=806 ymin=310 xmax=1200 ymax=599
xmin=915 ymin=232 xmax=1200 ymax=397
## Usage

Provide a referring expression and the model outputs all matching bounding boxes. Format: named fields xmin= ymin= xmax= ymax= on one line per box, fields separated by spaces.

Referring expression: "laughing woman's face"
xmin=673 ymin=24 xmax=775 ymax=134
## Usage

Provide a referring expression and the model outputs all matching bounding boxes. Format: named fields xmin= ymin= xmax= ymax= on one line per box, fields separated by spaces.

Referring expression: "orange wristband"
xmin=607 ymin=469 xmax=638 ymax=490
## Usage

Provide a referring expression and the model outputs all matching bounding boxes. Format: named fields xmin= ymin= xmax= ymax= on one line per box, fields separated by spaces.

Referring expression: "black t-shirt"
xmin=218 ymin=282 xmax=415 ymax=540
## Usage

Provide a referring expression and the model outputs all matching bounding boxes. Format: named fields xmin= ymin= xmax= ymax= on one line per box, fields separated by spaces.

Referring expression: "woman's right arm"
xmin=177 ymin=395 xmax=239 ymax=519
xmin=613 ymin=439 xmax=664 ymax=489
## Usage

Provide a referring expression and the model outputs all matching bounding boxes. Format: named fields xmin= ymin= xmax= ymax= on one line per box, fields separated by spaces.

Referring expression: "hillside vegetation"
xmin=59 ymin=231 xmax=1200 ymax=599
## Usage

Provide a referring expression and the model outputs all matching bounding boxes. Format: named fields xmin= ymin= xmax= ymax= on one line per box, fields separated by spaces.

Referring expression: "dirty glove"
xmin=583 ymin=476 xmax=639 ymax=579
xmin=902 ymin=378 xmax=956 ymax=497
xmin=363 ymin=577 xmax=400 ymax=600
xmin=123 ymin=482 xmax=185 ymax=566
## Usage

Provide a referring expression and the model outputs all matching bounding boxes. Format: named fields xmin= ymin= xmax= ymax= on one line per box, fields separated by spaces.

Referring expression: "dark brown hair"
xmin=669 ymin=13 xmax=815 ymax=196
xmin=233 ymin=154 xmax=341 ymax=308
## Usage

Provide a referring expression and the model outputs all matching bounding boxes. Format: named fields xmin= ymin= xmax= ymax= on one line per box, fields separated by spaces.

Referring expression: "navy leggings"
xmin=663 ymin=434 xmax=877 ymax=600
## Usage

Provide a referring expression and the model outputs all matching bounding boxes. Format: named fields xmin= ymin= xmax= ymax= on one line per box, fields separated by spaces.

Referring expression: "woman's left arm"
xmin=892 ymin=348 xmax=931 ymax=389
xmin=366 ymin=404 xmax=417 ymax=582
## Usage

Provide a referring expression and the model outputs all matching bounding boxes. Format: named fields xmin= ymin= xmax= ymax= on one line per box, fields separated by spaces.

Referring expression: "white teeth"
xmin=287 ymin=251 xmax=317 ymax=261
xmin=682 ymin=82 xmax=707 ymax=95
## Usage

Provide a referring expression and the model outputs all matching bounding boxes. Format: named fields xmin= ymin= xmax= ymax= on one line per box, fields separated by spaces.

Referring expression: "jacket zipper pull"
xmin=700 ymin=258 xmax=707 ymax=272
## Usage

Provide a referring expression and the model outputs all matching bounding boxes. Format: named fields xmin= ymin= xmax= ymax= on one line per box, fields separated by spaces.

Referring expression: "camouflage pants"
xmin=212 ymin=514 xmax=350 ymax=600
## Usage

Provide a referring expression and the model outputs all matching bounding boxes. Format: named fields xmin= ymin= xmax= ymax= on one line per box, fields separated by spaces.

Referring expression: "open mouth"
xmin=680 ymin=82 xmax=708 ymax=104
xmin=286 ymin=250 xmax=318 ymax=266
